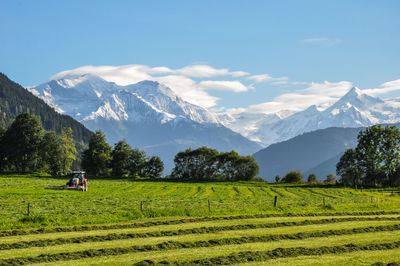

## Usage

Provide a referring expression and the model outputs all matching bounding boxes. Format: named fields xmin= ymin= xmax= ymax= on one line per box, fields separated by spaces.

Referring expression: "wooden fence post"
xmin=27 ymin=202 xmax=30 ymax=216
xmin=140 ymin=201 xmax=143 ymax=212
xmin=208 ymin=199 xmax=211 ymax=212
xmin=274 ymin=196 xmax=278 ymax=207
xmin=323 ymin=197 xmax=325 ymax=207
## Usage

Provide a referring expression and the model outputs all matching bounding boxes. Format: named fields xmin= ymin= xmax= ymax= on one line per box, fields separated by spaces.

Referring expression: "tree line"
xmin=170 ymin=146 xmax=259 ymax=181
xmin=1 ymin=113 xmax=261 ymax=181
xmin=336 ymin=125 xmax=400 ymax=187
xmin=81 ymin=130 xmax=164 ymax=178
xmin=0 ymin=113 xmax=77 ymax=175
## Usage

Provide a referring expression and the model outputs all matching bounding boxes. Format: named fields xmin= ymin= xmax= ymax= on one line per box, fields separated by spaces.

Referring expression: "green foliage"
xmin=129 ymin=148 xmax=147 ymax=178
xmin=171 ymin=147 xmax=259 ymax=181
xmin=337 ymin=125 xmax=400 ymax=187
xmin=1 ymin=113 xmax=44 ymax=172
xmin=143 ymin=156 xmax=164 ymax=178
xmin=59 ymin=127 xmax=77 ymax=175
xmin=40 ymin=131 xmax=63 ymax=176
xmin=110 ymin=140 xmax=132 ymax=177
xmin=82 ymin=130 xmax=112 ymax=176
xmin=281 ymin=170 xmax=303 ymax=183
xmin=325 ymin=174 xmax=336 ymax=184
xmin=307 ymin=173 xmax=317 ymax=183
xmin=336 ymin=148 xmax=362 ymax=187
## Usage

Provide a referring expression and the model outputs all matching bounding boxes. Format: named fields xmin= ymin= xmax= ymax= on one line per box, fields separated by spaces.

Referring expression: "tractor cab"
xmin=70 ymin=171 xmax=86 ymax=184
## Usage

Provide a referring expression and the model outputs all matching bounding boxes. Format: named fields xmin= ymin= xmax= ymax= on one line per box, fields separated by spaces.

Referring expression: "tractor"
xmin=45 ymin=171 xmax=88 ymax=191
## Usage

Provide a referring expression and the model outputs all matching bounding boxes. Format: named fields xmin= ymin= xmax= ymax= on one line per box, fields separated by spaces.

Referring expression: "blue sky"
xmin=1 ymin=0 xmax=400 ymax=114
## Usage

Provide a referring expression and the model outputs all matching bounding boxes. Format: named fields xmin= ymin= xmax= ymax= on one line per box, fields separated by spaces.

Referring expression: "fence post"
xmin=27 ymin=202 xmax=30 ymax=216
xmin=140 ymin=201 xmax=143 ymax=212
xmin=323 ymin=197 xmax=325 ymax=207
xmin=208 ymin=199 xmax=211 ymax=212
xmin=274 ymin=196 xmax=278 ymax=207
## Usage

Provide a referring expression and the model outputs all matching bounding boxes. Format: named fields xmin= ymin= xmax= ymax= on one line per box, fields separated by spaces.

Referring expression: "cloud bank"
xmin=50 ymin=64 xmax=287 ymax=108
xmin=50 ymin=64 xmax=400 ymax=117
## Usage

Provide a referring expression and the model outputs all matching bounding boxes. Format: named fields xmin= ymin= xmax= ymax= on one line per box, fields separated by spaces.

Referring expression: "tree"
xmin=0 ymin=126 xmax=6 ymax=171
xmin=128 ymin=148 xmax=147 ymax=178
xmin=355 ymin=125 xmax=385 ymax=187
xmin=60 ymin=127 xmax=77 ymax=175
xmin=281 ymin=170 xmax=303 ymax=183
xmin=325 ymin=174 xmax=336 ymax=184
xmin=307 ymin=173 xmax=317 ymax=183
xmin=336 ymin=148 xmax=362 ymax=187
xmin=40 ymin=131 xmax=63 ymax=176
xmin=2 ymin=113 xmax=44 ymax=172
xmin=110 ymin=140 xmax=132 ymax=177
xmin=381 ymin=126 xmax=400 ymax=186
xmin=275 ymin=175 xmax=280 ymax=183
xmin=337 ymin=125 xmax=400 ymax=187
xmin=81 ymin=130 xmax=112 ymax=176
xmin=234 ymin=155 xmax=259 ymax=181
xmin=143 ymin=156 xmax=164 ymax=178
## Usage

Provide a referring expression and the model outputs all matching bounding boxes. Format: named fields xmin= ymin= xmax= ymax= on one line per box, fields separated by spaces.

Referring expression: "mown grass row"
xmin=187 ymin=242 xmax=400 ymax=265
xmin=1 ymin=224 xmax=400 ymax=265
xmin=2 ymin=211 xmax=399 ymax=238
xmin=133 ymin=241 xmax=400 ymax=265
xmin=1 ymin=217 xmax=400 ymax=251
xmin=372 ymin=263 xmax=400 ymax=266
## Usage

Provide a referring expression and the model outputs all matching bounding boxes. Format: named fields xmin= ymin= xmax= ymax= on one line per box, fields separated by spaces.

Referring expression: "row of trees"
xmin=336 ymin=125 xmax=400 ymax=187
xmin=170 ymin=146 xmax=259 ymax=181
xmin=81 ymin=131 xmax=164 ymax=178
xmin=275 ymin=170 xmax=336 ymax=184
xmin=0 ymin=113 xmax=77 ymax=175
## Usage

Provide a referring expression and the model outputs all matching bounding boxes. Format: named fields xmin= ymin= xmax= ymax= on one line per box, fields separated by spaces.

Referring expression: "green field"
xmin=0 ymin=174 xmax=400 ymax=265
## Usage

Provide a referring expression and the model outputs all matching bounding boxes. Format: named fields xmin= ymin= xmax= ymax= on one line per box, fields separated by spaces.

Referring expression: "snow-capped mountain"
xmin=221 ymin=87 xmax=400 ymax=147
xmin=29 ymin=74 xmax=261 ymax=172
xmin=30 ymin=74 xmax=220 ymax=125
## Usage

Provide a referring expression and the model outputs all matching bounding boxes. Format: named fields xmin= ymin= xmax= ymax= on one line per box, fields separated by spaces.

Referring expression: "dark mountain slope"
xmin=0 ymin=73 xmax=92 ymax=143
xmin=253 ymin=127 xmax=362 ymax=181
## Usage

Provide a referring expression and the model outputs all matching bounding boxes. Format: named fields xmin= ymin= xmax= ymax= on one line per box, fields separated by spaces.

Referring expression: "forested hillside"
xmin=0 ymin=73 xmax=92 ymax=143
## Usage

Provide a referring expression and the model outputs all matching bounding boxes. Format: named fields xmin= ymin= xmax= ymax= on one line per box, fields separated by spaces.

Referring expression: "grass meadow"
xmin=0 ymin=174 xmax=399 ymax=265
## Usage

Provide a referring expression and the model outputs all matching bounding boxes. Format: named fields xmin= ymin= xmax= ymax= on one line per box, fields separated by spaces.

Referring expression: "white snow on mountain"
xmin=221 ymin=87 xmax=400 ymax=147
xmin=30 ymin=74 xmax=220 ymax=125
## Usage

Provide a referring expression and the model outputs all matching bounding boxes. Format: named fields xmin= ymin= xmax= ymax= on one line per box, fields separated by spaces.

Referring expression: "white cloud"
xmin=364 ymin=79 xmax=400 ymax=96
xmin=175 ymin=65 xmax=249 ymax=78
xmin=246 ymin=74 xmax=288 ymax=83
xmin=51 ymin=65 xmax=154 ymax=85
xmin=49 ymin=63 xmax=316 ymax=110
xmin=238 ymin=80 xmax=353 ymax=115
xmin=154 ymin=75 xmax=219 ymax=108
xmin=300 ymin=37 xmax=342 ymax=46
xmin=50 ymin=64 xmax=274 ymax=108
xmin=198 ymin=80 xmax=250 ymax=92
xmin=301 ymin=80 xmax=353 ymax=97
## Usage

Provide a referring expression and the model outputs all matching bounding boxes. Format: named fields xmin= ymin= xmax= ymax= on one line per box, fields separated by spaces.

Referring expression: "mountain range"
xmin=27 ymin=71 xmax=400 ymax=177
xmin=221 ymin=87 xmax=400 ymax=147
xmin=29 ymin=74 xmax=261 ymax=171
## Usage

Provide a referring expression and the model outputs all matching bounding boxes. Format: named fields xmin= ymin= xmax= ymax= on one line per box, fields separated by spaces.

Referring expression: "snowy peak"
xmin=29 ymin=74 xmax=220 ymax=125
xmin=331 ymin=86 xmax=383 ymax=110
xmin=220 ymin=86 xmax=400 ymax=147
